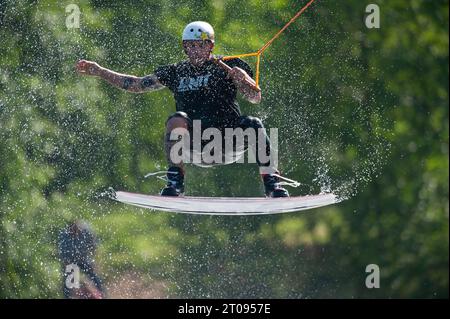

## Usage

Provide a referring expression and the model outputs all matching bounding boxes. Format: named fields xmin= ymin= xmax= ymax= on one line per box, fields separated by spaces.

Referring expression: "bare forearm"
xmin=236 ymin=75 xmax=262 ymax=104
xmin=97 ymin=67 xmax=163 ymax=93
xmin=98 ymin=67 xmax=134 ymax=90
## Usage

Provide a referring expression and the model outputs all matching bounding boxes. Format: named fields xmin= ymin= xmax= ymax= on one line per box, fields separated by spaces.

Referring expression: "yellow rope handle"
xmin=219 ymin=0 xmax=317 ymax=90
xmin=222 ymin=52 xmax=261 ymax=88
xmin=214 ymin=59 xmax=261 ymax=91
xmin=222 ymin=52 xmax=259 ymax=60
xmin=255 ymin=53 xmax=261 ymax=88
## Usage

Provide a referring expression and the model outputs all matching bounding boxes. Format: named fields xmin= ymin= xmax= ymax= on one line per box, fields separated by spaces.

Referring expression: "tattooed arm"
xmin=99 ymin=70 xmax=164 ymax=93
xmin=76 ymin=59 xmax=164 ymax=93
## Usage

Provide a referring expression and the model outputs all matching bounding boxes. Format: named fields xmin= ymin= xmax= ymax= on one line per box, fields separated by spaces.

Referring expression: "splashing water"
xmin=0 ymin=0 xmax=395 ymax=299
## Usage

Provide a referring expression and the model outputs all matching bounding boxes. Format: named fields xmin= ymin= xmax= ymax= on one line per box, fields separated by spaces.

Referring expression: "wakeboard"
xmin=110 ymin=190 xmax=338 ymax=215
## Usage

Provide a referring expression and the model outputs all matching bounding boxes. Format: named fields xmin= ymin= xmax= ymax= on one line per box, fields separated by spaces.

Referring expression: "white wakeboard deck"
xmin=113 ymin=191 xmax=338 ymax=215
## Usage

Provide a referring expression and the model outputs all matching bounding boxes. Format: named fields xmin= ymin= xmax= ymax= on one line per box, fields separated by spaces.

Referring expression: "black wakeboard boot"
xmin=160 ymin=167 xmax=184 ymax=196
xmin=262 ymin=172 xmax=290 ymax=198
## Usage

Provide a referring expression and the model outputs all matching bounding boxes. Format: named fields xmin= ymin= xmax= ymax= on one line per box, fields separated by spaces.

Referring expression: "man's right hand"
xmin=76 ymin=60 xmax=101 ymax=76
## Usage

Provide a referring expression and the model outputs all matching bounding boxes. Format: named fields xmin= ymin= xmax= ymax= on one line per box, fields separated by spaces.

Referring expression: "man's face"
xmin=183 ymin=40 xmax=214 ymax=64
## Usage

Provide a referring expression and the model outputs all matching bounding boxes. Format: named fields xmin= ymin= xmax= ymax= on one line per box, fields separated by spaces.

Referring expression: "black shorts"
xmin=166 ymin=112 xmax=267 ymax=167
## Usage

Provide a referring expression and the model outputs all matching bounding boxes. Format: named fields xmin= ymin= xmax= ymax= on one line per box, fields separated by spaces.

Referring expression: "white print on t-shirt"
xmin=177 ymin=74 xmax=211 ymax=92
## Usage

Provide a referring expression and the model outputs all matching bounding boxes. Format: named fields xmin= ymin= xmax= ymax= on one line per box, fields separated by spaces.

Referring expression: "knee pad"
xmin=239 ymin=116 xmax=264 ymax=129
xmin=166 ymin=112 xmax=191 ymax=126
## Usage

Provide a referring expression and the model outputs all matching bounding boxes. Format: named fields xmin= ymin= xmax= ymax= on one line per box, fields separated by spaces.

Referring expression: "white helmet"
xmin=182 ymin=21 xmax=215 ymax=42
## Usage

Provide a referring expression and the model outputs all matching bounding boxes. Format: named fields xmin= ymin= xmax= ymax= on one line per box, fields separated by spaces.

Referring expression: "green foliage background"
xmin=0 ymin=0 xmax=448 ymax=298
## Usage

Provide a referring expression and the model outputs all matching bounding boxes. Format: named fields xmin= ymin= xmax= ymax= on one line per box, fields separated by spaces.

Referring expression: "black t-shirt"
xmin=155 ymin=57 xmax=253 ymax=129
